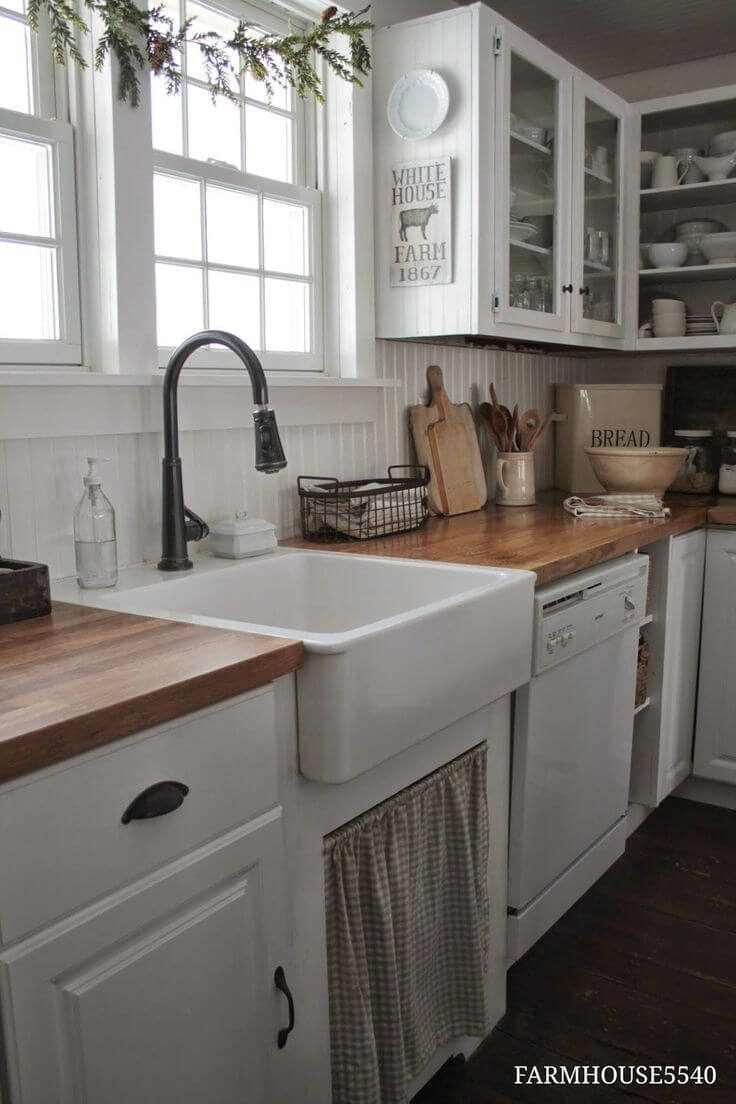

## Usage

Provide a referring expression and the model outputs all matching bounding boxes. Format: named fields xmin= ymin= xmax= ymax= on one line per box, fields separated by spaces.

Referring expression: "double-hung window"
xmin=151 ymin=0 xmax=322 ymax=372
xmin=0 ymin=0 xmax=81 ymax=364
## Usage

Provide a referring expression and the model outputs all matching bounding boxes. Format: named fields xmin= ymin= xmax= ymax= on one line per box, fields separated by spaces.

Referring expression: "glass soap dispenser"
xmin=74 ymin=457 xmax=118 ymax=588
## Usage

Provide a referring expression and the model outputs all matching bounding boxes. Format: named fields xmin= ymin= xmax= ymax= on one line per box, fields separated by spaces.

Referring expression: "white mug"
xmin=711 ymin=300 xmax=736 ymax=335
xmin=496 ymin=451 xmax=536 ymax=506
xmin=651 ymin=155 xmax=688 ymax=189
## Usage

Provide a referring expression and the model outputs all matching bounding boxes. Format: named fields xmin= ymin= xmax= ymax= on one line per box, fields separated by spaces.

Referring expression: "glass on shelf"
xmin=508 ymin=52 xmax=558 ymax=315
xmin=581 ymin=98 xmax=619 ymax=323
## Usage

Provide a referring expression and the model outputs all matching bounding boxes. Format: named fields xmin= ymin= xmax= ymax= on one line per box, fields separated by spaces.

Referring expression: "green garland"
xmin=26 ymin=0 xmax=372 ymax=106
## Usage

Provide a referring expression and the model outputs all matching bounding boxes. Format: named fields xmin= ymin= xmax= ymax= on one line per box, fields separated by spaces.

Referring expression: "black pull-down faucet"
xmin=158 ymin=329 xmax=287 ymax=571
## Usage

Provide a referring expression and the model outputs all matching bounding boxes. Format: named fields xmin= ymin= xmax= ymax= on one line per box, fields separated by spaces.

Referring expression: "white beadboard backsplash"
xmin=0 ymin=343 xmax=661 ymax=578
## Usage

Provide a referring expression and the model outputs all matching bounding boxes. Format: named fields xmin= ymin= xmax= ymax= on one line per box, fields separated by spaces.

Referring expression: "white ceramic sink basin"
xmin=56 ymin=550 xmax=534 ymax=782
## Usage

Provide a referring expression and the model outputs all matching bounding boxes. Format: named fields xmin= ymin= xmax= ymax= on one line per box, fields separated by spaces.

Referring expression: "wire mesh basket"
xmin=298 ymin=466 xmax=430 ymax=542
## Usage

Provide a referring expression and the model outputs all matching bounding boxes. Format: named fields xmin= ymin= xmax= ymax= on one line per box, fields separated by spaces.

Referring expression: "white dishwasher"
xmin=508 ymin=553 xmax=648 ymax=963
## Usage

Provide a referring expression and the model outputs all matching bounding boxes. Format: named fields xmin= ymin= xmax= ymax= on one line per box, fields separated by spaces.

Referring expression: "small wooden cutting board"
xmin=409 ymin=365 xmax=487 ymax=515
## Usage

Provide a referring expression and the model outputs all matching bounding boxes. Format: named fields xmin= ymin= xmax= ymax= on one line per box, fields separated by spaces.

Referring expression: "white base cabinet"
xmin=0 ymin=690 xmax=298 ymax=1104
xmin=694 ymin=527 xmax=736 ymax=783
xmin=629 ymin=529 xmax=706 ymax=806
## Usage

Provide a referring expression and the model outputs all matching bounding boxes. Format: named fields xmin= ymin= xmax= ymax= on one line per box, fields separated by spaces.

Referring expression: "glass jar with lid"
xmin=668 ymin=429 xmax=716 ymax=494
xmin=719 ymin=432 xmax=736 ymax=495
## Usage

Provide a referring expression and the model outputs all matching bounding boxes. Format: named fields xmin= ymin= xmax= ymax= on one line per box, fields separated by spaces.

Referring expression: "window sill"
xmin=0 ymin=369 xmax=399 ymax=388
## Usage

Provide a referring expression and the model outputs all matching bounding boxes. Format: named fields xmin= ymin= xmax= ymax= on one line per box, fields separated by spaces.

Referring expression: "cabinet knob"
xmin=561 ymin=283 xmax=573 ymax=293
xmin=274 ymin=966 xmax=295 ymax=1048
xmin=579 ymin=286 xmax=591 ymax=296
xmin=121 ymin=780 xmax=189 ymax=824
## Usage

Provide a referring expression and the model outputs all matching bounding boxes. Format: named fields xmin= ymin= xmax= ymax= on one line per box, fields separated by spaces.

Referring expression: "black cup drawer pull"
xmin=121 ymin=781 xmax=189 ymax=824
xmin=274 ymin=966 xmax=295 ymax=1048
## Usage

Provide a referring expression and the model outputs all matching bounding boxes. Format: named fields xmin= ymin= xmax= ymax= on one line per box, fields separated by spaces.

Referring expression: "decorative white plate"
xmin=387 ymin=70 xmax=450 ymax=140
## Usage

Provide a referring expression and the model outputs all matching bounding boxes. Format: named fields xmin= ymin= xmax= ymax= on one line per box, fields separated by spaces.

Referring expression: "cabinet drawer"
xmin=0 ymin=686 xmax=277 ymax=944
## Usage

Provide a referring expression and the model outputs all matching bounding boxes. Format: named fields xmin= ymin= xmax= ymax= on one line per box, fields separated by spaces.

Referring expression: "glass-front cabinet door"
xmin=570 ymin=76 xmax=628 ymax=338
xmin=494 ymin=25 xmax=571 ymax=333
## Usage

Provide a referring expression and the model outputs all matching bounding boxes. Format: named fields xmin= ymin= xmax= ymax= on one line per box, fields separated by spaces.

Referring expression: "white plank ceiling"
xmin=476 ymin=0 xmax=736 ymax=77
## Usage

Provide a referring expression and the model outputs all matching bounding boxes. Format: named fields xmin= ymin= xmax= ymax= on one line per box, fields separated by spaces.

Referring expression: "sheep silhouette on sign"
xmin=398 ymin=203 xmax=439 ymax=242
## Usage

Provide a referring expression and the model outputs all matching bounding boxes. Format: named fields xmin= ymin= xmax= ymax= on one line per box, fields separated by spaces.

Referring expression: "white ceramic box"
xmin=555 ymin=383 xmax=663 ymax=493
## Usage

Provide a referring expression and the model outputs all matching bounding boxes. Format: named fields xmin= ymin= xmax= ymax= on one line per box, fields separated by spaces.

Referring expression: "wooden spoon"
xmin=479 ymin=402 xmax=502 ymax=450
xmin=518 ymin=408 xmax=541 ymax=452
xmin=529 ymin=411 xmax=553 ymax=450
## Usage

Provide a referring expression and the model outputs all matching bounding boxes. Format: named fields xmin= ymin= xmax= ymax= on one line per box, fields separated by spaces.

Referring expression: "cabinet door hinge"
xmin=493 ymin=30 xmax=503 ymax=56
xmin=492 ymin=294 xmax=501 ymax=313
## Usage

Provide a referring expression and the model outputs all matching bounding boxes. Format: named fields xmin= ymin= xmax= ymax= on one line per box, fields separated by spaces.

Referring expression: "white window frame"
xmin=154 ymin=152 xmax=323 ymax=371
xmin=0 ymin=2 xmax=81 ymax=366
xmin=0 ymin=108 xmax=82 ymax=366
xmin=151 ymin=0 xmax=324 ymax=372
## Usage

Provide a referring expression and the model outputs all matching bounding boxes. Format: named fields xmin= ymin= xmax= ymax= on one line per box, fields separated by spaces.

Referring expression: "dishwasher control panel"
xmin=533 ymin=554 xmax=649 ymax=674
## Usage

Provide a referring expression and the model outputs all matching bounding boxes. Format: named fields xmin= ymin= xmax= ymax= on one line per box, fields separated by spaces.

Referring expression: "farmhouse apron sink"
xmin=55 ymin=550 xmax=535 ymax=783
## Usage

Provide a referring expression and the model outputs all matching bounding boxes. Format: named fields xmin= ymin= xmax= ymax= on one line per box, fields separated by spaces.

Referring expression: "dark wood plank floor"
xmin=414 ymin=797 xmax=736 ymax=1103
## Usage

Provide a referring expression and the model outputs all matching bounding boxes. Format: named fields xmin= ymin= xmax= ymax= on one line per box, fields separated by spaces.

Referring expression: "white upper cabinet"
xmin=494 ymin=22 xmax=571 ymax=335
xmin=570 ymin=75 xmax=629 ymax=341
xmin=373 ymin=3 xmax=633 ymax=349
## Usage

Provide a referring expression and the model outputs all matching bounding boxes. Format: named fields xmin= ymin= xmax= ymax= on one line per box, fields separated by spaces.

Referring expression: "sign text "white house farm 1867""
xmin=390 ymin=157 xmax=452 ymax=288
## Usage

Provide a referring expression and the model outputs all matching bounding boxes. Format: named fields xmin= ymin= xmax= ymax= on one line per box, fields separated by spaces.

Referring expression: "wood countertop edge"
xmin=0 ymin=639 xmax=303 ymax=785
xmin=0 ymin=602 xmax=304 ymax=785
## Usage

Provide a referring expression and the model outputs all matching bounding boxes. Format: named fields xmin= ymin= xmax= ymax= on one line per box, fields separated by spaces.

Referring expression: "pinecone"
xmin=321 ymin=6 xmax=338 ymax=22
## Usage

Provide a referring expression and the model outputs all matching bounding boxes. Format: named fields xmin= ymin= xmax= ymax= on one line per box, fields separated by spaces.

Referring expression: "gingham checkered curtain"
xmin=324 ymin=743 xmax=490 ymax=1104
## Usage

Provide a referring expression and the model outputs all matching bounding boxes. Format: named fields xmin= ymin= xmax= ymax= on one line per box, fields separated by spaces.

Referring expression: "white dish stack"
xmin=652 ymin=297 xmax=686 ymax=338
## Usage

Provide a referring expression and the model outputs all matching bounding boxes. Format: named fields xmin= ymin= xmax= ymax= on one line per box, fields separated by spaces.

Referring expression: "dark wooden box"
xmin=0 ymin=558 xmax=51 ymax=626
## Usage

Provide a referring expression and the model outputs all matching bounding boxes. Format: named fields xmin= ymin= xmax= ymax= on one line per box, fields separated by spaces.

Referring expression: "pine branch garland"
xmin=28 ymin=0 xmax=372 ymax=107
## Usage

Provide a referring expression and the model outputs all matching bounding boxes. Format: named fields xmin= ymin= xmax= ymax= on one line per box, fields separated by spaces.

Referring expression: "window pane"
xmin=263 ymin=198 xmax=307 ymax=275
xmin=244 ymin=48 xmax=289 ymax=111
xmin=208 ymin=269 xmax=260 ymax=347
xmin=156 ymin=263 xmax=204 ymax=346
xmin=0 ymin=15 xmax=32 ymax=114
xmin=245 ymin=105 xmax=291 ymax=182
xmin=264 ymin=278 xmax=308 ymax=352
xmin=186 ymin=1 xmax=238 ymax=84
xmin=154 ymin=172 xmax=201 ymax=260
xmin=188 ymin=83 xmax=241 ymax=168
xmin=0 ymin=134 xmax=53 ymax=237
xmin=205 ymin=184 xmax=258 ymax=268
xmin=0 ymin=242 xmax=57 ymax=339
xmin=3 ymin=0 xmax=27 ymax=13
xmin=151 ymin=76 xmax=183 ymax=154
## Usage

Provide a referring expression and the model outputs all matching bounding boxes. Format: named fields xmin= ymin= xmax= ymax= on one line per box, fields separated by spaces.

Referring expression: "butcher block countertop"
xmin=0 ymin=602 xmax=303 ymax=784
xmin=285 ymin=490 xmax=713 ymax=586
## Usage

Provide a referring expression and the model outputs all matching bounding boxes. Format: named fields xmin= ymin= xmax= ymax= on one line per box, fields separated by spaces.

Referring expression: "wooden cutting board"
xmin=409 ymin=365 xmax=487 ymax=515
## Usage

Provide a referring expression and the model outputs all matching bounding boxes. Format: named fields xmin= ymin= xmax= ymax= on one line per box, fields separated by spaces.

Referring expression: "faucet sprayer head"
xmin=253 ymin=407 xmax=287 ymax=473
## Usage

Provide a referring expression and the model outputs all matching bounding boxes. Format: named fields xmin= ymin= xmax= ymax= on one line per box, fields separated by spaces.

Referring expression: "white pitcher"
xmin=711 ymin=300 xmax=736 ymax=335
xmin=496 ymin=451 xmax=536 ymax=506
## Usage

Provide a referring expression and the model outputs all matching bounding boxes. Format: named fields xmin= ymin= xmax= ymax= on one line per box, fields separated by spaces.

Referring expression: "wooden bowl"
xmin=584 ymin=447 xmax=688 ymax=496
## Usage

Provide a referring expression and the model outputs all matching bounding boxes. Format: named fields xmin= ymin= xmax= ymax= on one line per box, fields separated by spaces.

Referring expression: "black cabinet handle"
xmin=579 ymin=286 xmax=591 ymax=296
xmin=121 ymin=781 xmax=189 ymax=824
xmin=561 ymin=283 xmax=573 ymax=293
xmin=274 ymin=966 xmax=295 ymax=1048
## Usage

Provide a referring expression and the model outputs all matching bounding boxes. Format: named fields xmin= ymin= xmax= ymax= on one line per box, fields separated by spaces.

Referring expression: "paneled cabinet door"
xmin=694 ymin=527 xmax=736 ymax=782
xmin=570 ymin=75 xmax=629 ymax=340
xmin=658 ymin=529 xmax=706 ymax=799
xmin=0 ymin=812 xmax=293 ymax=1104
xmin=493 ymin=22 xmax=572 ymax=334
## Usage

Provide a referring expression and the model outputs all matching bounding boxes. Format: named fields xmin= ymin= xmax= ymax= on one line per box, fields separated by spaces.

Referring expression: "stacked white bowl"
xmin=652 ymin=298 xmax=686 ymax=337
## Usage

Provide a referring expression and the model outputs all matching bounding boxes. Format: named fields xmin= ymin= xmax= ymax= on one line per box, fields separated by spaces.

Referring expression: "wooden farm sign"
xmin=390 ymin=157 xmax=452 ymax=288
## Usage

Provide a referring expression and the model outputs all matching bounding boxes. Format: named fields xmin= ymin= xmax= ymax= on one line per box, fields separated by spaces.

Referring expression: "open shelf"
xmin=640 ymin=177 xmax=736 ymax=212
xmin=634 ymin=697 xmax=651 ymax=717
xmin=636 ymin=333 xmax=736 ymax=351
xmin=511 ymin=131 xmax=552 ymax=156
xmin=639 ymin=261 xmax=736 ymax=283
